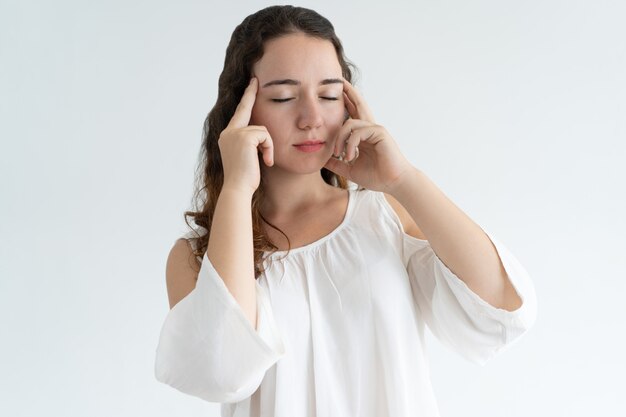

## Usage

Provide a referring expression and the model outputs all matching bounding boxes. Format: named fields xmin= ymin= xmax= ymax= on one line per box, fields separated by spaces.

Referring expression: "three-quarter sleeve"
xmin=403 ymin=230 xmax=538 ymax=366
xmin=154 ymin=252 xmax=286 ymax=403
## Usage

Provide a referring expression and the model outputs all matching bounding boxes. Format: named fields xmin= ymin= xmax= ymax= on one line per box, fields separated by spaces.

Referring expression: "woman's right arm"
xmin=155 ymin=77 xmax=284 ymax=403
xmin=158 ymin=202 xmax=286 ymax=403
xmin=168 ymin=76 xmax=272 ymax=330
xmin=203 ymin=75 xmax=274 ymax=330
xmin=206 ymin=187 xmax=257 ymax=329
xmin=166 ymin=186 xmax=256 ymax=329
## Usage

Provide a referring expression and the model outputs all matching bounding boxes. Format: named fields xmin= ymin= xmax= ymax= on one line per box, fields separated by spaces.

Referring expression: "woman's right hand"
xmin=218 ymin=77 xmax=274 ymax=195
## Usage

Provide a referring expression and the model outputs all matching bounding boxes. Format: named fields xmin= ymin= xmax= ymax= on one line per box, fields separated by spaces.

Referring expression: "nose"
xmin=296 ymin=94 xmax=324 ymax=130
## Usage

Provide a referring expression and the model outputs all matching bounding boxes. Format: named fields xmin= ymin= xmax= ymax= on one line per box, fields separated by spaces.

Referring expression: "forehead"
xmin=253 ymin=33 xmax=342 ymax=78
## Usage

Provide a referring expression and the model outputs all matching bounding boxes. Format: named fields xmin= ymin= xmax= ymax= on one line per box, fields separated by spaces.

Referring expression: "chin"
xmin=270 ymin=160 xmax=328 ymax=175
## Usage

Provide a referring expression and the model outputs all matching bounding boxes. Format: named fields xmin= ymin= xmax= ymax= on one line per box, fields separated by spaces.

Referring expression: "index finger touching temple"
xmin=227 ymin=77 xmax=259 ymax=129
xmin=342 ymin=78 xmax=375 ymax=123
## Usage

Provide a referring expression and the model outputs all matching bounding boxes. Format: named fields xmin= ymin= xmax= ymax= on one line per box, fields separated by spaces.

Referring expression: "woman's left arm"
xmin=324 ymin=78 xmax=523 ymax=312
xmin=387 ymin=167 xmax=523 ymax=312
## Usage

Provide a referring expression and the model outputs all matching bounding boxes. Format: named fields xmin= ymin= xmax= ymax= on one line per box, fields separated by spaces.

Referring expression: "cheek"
xmin=250 ymin=105 xmax=274 ymax=129
xmin=326 ymin=108 xmax=346 ymax=130
xmin=250 ymin=105 xmax=286 ymax=138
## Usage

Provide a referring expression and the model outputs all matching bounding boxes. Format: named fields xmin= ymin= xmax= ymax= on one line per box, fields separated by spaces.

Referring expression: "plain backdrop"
xmin=1 ymin=0 xmax=625 ymax=416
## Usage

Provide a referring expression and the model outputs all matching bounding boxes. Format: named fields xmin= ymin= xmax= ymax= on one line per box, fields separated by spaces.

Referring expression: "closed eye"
xmin=271 ymin=97 xmax=338 ymax=103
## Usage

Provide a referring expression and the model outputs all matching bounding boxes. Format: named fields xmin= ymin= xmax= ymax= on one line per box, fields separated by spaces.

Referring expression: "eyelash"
xmin=271 ymin=97 xmax=338 ymax=103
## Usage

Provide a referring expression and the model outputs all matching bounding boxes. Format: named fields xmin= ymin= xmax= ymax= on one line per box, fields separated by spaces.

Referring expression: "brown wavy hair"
xmin=183 ymin=5 xmax=359 ymax=278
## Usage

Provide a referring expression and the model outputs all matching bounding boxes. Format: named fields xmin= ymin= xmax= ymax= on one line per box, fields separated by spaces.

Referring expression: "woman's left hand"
xmin=323 ymin=79 xmax=414 ymax=194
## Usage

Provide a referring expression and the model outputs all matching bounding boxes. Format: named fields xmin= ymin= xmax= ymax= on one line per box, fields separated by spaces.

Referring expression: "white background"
xmin=1 ymin=0 xmax=625 ymax=416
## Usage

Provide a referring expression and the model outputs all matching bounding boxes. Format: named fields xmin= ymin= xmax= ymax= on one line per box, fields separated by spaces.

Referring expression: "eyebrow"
xmin=262 ymin=78 xmax=343 ymax=88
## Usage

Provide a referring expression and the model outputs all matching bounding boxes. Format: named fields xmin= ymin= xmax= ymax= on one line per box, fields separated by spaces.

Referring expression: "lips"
xmin=294 ymin=140 xmax=325 ymax=146
xmin=293 ymin=140 xmax=325 ymax=153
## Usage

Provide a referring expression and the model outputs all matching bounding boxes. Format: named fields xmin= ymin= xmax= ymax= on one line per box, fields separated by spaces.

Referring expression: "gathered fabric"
xmin=155 ymin=187 xmax=537 ymax=417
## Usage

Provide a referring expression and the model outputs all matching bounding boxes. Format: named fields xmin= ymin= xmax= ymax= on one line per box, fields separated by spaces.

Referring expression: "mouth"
xmin=293 ymin=141 xmax=325 ymax=153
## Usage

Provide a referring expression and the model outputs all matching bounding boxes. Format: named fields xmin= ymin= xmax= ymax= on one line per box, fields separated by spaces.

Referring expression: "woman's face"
xmin=250 ymin=33 xmax=346 ymax=174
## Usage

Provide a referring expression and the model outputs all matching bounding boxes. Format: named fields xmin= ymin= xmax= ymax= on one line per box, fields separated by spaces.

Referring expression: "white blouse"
xmin=154 ymin=187 xmax=538 ymax=417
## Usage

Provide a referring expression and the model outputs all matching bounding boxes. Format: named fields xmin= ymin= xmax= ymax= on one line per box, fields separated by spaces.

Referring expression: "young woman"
xmin=155 ymin=5 xmax=537 ymax=417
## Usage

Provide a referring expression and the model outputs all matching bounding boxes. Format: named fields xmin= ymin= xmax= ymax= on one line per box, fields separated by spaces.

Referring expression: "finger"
xmin=343 ymin=79 xmax=376 ymax=123
xmin=333 ymin=119 xmax=373 ymax=157
xmin=343 ymin=91 xmax=358 ymax=120
xmin=256 ymin=129 xmax=274 ymax=166
xmin=226 ymin=77 xmax=258 ymax=130
xmin=344 ymin=125 xmax=380 ymax=161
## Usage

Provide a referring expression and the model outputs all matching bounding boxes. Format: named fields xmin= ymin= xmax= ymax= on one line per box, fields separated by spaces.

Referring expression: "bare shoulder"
xmin=383 ymin=193 xmax=427 ymax=240
xmin=165 ymin=238 xmax=202 ymax=309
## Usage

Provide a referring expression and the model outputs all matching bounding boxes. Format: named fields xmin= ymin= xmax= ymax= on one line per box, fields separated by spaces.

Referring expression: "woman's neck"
xmin=259 ymin=169 xmax=339 ymax=221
